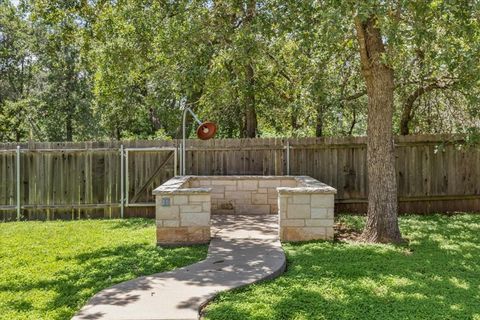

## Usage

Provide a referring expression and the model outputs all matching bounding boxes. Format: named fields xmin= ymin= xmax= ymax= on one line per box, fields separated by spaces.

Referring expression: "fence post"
xmin=120 ymin=144 xmax=124 ymax=219
xmin=179 ymin=142 xmax=184 ymax=175
xmin=174 ymin=146 xmax=178 ymax=177
xmin=286 ymin=140 xmax=290 ymax=176
xmin=16 ymin=145 xmax=21 ymax=221
xmin=125 ymin=148 xmax=129 ymax=206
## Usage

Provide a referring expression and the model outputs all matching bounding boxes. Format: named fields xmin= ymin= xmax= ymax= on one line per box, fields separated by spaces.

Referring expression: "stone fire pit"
xmin=153 ymin=176 xmax=336 ymax=245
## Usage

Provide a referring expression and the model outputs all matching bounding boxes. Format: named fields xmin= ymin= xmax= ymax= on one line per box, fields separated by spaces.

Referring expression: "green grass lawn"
xmin=0 ymin=219 xmax=208 ymax=320
xmin=204 ymin=214 xmax=480 ymax=320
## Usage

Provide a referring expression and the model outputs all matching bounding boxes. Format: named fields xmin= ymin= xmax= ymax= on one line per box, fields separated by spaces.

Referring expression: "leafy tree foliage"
xmin=0 ymin=0 xmax=478 ymax=142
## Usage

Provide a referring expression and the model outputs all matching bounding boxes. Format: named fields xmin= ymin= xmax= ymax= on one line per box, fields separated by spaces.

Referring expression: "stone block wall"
xmin=154 ymin=177 xmax=211 ymax=246
xmin=190 ymin=177 xmax=297 ymax=215
xmin=278 ymin=191 xmax=335 ymax=241
xmin=153 ymin=175 xmax=337 ymax=245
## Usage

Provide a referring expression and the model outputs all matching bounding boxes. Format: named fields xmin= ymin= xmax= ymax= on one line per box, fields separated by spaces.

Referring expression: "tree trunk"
xmin=116 ymin=127 xmax=121 ymax=141
xmin=354 ymin=16 xmax=403 ymax=243
xmin=243 ymin=0 xmax=258 ymax=138
xmin=244 ymin=62 xmax=257 ymax=137
xmin=66 ymin=114 xmax=73 ymax=141
xmin=316 ymin=105 xmax=324 ymax=137
xmin=399 ymin=109 xmax=411 ymax=135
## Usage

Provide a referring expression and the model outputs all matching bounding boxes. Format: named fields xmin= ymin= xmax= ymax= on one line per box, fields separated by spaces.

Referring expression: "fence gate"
xmin=125 ymin=147 xmax=177 ymax=207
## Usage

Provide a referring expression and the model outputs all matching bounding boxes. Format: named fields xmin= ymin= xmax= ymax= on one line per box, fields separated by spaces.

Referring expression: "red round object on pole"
xmin=196 ymin=121 xmax=217 ymax=140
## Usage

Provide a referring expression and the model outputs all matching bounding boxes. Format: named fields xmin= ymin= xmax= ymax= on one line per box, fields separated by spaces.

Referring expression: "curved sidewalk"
xmin=73 ymin=215 xmax=286 ymax=320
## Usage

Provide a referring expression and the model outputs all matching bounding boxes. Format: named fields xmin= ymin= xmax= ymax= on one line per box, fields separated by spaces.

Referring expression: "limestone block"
xmin=210 ymin=192 xmax=225 ymax=199
xmin=327 ymin=208 xmax=335 ymax=219
xmin=157 ymin=226 xmax=210 ymax=245
xmin=267 ymin=188 xmax=278 ymax=196
xmin=184 ymin=226 xmax=210 ymax=243
xmin=180 ymin=204 xmax=203 ymax=213
xmin=280 ymin=179 xmax=298 ymax=187
xmin=189 ymin=180 xmax=200 ymax=187
xmin=280 ymin=219 xmax=305 ymax=227
xmin=173 ymin=195 xmax=188 ymax=205
xmin=210 ymin=185 xmax=226 ymax=193
xmin=237 ymin=180 xmax=258 ymax=191
xmin=293 ymin=194 xmax=311 ymax=204
xmin=311 ymin=194 xmax=334 ymax=208
xmin=267 ymin=193 xmax=278 ymax=201
xmin=195 ymin=179 xmax=211 ymax=186
xmin=163 ymin=219 xmax=180 ymax=227
xmin=225 ymin=191 xmax=251 ymax=201
xmin=302 ymin=227 xmax=327 ymax=240
xmin=267 ymin=197 xmax=278 ymax=205
xmin=279 ymin=227 xmax=302 ymax=241
xmin=278 ymin=196 xmax=288 ymax=218
xmin=202 ymin=201 xmax=211 ymax=212
xmin=325 ymin=227 xmax=334 ymax=240
xmin=211 ymin=179 xmax=237 ymax=186
xmin=181 ymin=212 xmax=210 ymax=227
xmin=311 ymin=207 xmax=329 ymax=219
xmin=305 ymin=219 xmax=333 ymax=227
xmin=252 ymin=193 xmax=268 ymax=204
xmin=156 ymin=205 xmax=179 ymax=220
xmin=280 ymin=226 xmax=327 ymax=242
xmin=286 ymin=204 xmax=310 ymax=219
xmin=278 ymin=196 xmax=288 ymax=208
xmin=189 ymin=194 xmax=210 ymax=203
xmin=259 ymin=180 xmax=282 ymax=188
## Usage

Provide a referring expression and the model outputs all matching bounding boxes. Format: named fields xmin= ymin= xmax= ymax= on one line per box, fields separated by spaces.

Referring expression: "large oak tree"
xmin=354 ymin=14 xmax=403 ymax=243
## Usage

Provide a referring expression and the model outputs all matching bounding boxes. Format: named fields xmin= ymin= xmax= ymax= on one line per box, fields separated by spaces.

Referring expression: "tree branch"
xmin=400 ymin=80 xmax=454 ymax=135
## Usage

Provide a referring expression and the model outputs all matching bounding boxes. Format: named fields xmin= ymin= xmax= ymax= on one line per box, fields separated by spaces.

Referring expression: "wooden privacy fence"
xmin=0 ymin=135 xmax=479 ymax=221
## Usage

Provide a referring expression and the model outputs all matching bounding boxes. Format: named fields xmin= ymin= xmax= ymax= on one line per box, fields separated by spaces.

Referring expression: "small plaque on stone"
xmin=161 ymin=197 xmax=171 ymax=207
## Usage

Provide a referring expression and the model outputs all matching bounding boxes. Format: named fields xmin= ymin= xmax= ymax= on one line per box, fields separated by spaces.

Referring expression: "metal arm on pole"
xmin=182 ymin=106 xmax=202 ymax=175
xmin=180 ymin=101 xmax=217 ymax=175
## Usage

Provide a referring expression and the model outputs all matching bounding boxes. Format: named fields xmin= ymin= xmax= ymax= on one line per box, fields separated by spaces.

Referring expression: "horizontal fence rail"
xmin=0 ymin=135 xmax=478 ymax=221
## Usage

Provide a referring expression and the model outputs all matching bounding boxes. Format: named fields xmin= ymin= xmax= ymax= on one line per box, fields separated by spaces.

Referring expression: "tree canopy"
xmin=1 ymin=0 xmax=479 ymax=142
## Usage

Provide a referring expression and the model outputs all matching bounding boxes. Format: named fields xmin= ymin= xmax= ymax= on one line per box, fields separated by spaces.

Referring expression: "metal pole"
xmin=125 ymin=149 xmax=129 ymax=205
xmin=16 ymin=146 xmax=21 ymax=221
xmin=286 ymin=141 xmax=290 ymax=176
xmin=178 ymin=143 xmax=182 ymax=176
xmin=174 ymin=147 xmax=178 ymax=176
xmin=120 ymin=144 xmax=124 ymax=219
xmin=182 ymin=108 xmax=187 ymax=175
xmin=181 ymin=106 xmax=203 ymax=176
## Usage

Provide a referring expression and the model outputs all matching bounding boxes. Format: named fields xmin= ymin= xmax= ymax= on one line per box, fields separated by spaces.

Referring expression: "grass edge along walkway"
xmin=0 ymin=219 xmax=208 ymax=320
xmin=203 ymin=214 xmax=480 ymax=320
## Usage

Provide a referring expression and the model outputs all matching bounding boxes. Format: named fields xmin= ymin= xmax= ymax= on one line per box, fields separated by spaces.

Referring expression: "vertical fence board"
xmin=0 ymin=135 xmax=478 ymax=219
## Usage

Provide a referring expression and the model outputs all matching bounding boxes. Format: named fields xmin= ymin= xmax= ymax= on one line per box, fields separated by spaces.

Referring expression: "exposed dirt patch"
xmin=334 ymin=223 xmax=362 ymax=242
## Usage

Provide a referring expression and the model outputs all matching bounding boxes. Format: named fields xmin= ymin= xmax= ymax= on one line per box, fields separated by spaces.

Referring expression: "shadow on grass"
xmin=1 ymin=242 xmax=207 ymax=320
xmin=205 ymin=215 xmax=480 ymax=320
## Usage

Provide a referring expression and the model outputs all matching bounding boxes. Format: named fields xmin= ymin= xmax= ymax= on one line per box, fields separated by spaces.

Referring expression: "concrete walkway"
xmin=73 ymin=215 xmax=286 ymax=320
